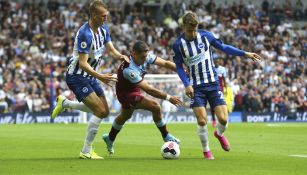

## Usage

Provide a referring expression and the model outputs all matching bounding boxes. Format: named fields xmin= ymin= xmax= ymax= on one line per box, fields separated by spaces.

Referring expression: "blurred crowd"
xmin=0 ymin=0 xmax=306 ymax=114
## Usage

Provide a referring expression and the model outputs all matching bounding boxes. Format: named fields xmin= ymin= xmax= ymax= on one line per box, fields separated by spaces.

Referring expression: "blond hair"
xmin=89 ymin=0 xmax=107 ymax=17
xmin=182 ymin=11 xmax=199 ymax=27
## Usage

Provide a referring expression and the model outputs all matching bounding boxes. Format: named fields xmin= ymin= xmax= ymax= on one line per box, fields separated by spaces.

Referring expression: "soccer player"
xmin=211 ymin=59 xmax=227 ymax=127
xmin=172 ymin=12 xmax=261 ymax=159
xmin=51 ymin=1 xmax=129 ymax=159
xmin=102 ymin=41 xmax=183 ymax=154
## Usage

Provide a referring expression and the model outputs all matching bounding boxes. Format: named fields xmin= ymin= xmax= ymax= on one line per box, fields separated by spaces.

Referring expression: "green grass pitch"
xmin=0 ymin=123 xmax=307 ymax=175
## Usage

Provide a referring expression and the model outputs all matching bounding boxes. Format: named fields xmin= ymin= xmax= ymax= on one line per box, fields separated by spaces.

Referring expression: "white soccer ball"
xmin=161 ymin=141 xmax=180 ymax=159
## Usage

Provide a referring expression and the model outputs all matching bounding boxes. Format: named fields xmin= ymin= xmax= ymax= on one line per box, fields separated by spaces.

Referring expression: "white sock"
xmin=197 ymin=125 xmax=210 ymax=152
xmin=81 ymin=116 xmax=102 ymax=153
xmin=217 ymin=120 xmax=228 ymax=136
xmin=63 ymin=99 xmax=92 ymax=113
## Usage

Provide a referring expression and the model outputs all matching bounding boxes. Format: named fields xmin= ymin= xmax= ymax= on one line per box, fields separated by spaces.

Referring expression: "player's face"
xmin=133 ymin=51 xmax=148 ymax=65
xmin=94 ymin=7 xmax=108 ymax=26
xmin=184 ymin=24 xmax=198 ymax=40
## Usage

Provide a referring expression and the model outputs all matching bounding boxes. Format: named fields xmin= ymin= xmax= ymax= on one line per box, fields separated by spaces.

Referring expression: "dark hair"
xmin=89 ymin=0 xmax=107 ymax=17
xmin=133 ymin=41 xmax=149 ymax=53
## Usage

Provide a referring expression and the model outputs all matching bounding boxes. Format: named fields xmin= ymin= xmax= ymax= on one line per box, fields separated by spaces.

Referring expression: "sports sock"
xmin=108 ymin=121 xmax=123 ymax=141
xmin=155 ymin=119 xmax=168 ymax=138
xmin=63 ymin=99 xmax=92 ymax=113
xmin=81 ymin=116 xmax=102 ymax=153
xmin=197 ymin=124 xmax=210 ymax=152
xmin=216 ymin=120 xmax=228 ymax=136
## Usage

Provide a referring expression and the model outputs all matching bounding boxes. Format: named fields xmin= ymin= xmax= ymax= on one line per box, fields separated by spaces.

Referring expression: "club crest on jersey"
xmin=82 ymin=87 xmax=89 ymax=93
xmin=198 ymin=43 xmax=204 ymax=49
xmin=129 ymin=72 xmax=135 ymax=79
xmin=81 ymin=42 xmax=87 ymax=49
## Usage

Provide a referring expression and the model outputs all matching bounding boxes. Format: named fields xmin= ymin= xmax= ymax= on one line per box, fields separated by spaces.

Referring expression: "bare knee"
xmin=217 ymin=112 xmax=228 ymax=125
xmin=94 ymin=107 xmax=109 ymax=118
xmin=197 ymin=119 xmax=207 ymax=126
xmin=150 ymin=101 xmax=161 ymax=114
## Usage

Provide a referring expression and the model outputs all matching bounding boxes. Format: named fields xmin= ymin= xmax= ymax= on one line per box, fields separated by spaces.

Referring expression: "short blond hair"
xmin=89 ymin=0 xmax=107 ymax=17
xmin=182 ymin=11 xmax=199 ymax=27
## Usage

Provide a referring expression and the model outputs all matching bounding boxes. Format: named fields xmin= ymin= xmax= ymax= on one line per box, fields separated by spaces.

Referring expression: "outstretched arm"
xmin=106 ymin=42 xmax=129 ymax=62
xmin=79 ymin=53 xmax=117 ymax=86
xmin=212 ymin=40 xmax=262 ymax=62
xmin=137 ymin=80 xmax=183 ymax=106
xmin=154 ymin=56 xmax=177 ymax=72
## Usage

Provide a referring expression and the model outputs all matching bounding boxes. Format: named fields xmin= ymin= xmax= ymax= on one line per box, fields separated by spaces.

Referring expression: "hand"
xmin=169 ymin=96 xmax=184 ymax=107
xmin=98 ymin=73 xmax=117 ymax=87
xmin=120 ymin=54 xmax=130 ymax=63
xmin=185 ymin=86 xmax=194 ymax=98
xmin=245 ymin=52 xmax=262 ymax=62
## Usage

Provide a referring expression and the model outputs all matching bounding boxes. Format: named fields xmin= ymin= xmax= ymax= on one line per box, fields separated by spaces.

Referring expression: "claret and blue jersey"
xmin=116 ymin=53 xmax=157 ymax=92
xmin=173 ymin=29 xmax=245 ymax=91
xmin=67 ymin=22 xmax=111 ymax=79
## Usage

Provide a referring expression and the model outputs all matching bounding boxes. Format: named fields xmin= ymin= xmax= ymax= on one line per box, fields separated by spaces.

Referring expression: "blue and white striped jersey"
xmin=67 ymin=22 xmax=111 ymax=78
xmin=173 ymin=29 xmax=244 ymax=90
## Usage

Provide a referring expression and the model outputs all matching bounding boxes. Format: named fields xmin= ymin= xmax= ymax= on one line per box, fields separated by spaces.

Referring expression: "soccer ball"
xmin=161 ymin=141 xmax=180 ymax=159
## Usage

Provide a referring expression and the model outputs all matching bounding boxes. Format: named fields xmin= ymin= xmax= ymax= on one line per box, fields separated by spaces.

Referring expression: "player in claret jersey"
xmin=211 ymin=59 xmax=227 ymax=127
xmin=172 ymin=11 xmax=261 ymax=159
xmin=102 ymin=41 xmax=183 ymax=154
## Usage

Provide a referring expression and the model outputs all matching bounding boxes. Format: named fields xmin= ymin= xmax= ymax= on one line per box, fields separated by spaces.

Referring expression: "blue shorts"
xmin=66 ymin=74 xmax=104 ymax=102
xmin=190 ymin=86 xmax=226 ymax=108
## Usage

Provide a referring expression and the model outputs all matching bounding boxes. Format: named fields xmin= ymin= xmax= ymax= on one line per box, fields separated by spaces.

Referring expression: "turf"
xmin=0 ymin=123 xmax=306 ymax=175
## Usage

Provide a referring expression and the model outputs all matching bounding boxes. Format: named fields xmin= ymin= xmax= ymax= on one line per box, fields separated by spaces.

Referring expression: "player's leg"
xmin=79 ymin=92 xmax=109 ymax=159
xmin=208 ymin=90 xmax=230 ymax=151
xmin=211 ymin=108 xmax=217 ymax=127
xmin=102 ymin=108 xmax=134 ymax=154
xmin=191 ymin=88 xmax=214 ymax=159
xmin=135 ymin=96 xmax=180 ymax=143
xmin=79 ymin=79 xmax=110 ymax=159
xmin=52 ymin=95 xmax=93 ymax=118
xmin=192 ymin=107 xmax=214 ymax=160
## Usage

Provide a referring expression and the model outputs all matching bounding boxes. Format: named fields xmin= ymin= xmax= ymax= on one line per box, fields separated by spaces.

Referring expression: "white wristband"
xmin=165 ymin=94 xmax=171 ymax=101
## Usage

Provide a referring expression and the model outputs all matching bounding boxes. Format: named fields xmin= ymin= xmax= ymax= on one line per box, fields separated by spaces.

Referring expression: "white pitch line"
xmin=288 ymin=155 xmax=307 ymax=158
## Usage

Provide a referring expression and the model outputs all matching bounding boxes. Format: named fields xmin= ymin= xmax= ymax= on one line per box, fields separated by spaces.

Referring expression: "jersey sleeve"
xmin=77 ymin=30 xmax=92 ymax=54
xmin=172 ymin=42 xmax=190 ymax=87
xmin=146 ymin=52 xmax=157 ymax=64
xmin=205 ymin=31 xmax=245 ymax=56
xmin=123 ymin=68 xmax=143 ymax=84
xmin=103 ymin=24 xmax=112 ymax=44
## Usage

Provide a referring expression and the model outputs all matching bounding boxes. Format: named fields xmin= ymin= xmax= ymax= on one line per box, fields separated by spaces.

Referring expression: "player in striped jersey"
xmin=51 ymin=1 xmax=129 ymax=159
xmin=172 ymin=12 xmax=261 ymax=159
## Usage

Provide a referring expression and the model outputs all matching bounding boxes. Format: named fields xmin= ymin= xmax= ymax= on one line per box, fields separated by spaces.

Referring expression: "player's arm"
xmin=137 ymin=80 xmax=183 ymax=106
xmin=105 ymin=42 xmax=129 ymax=62
xmin=211 ymin=35 xmax=262 ymax=62
xmin=172 ymin=43 xmax=194 ymax=98
xmin=154 ymin=56 xmax=176 ymax=72
xmin=79 ymin=53 xmax=117 ymax=86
